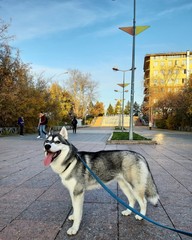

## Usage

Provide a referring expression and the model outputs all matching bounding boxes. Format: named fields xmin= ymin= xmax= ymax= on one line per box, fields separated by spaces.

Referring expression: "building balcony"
xmin=144 ymin=88 xmax=149 ymax=94
xmin=144 ymin=95 xmax=149 ymax=102
xmin=144 ymin=79 xmax=149 ymax=88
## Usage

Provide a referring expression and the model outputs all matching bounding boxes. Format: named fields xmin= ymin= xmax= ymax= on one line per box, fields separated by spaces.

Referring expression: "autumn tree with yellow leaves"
xmin=154 ymin=74 xmax=192 ymax=130
xmin=0 ymin=19 xmax=59 ymax=131
xmin=0 ymin=19 xmax=101 ymax=131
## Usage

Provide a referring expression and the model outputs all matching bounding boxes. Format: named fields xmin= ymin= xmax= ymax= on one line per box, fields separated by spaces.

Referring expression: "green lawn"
xmin=111 ymin=132 xmax=150 ymax=141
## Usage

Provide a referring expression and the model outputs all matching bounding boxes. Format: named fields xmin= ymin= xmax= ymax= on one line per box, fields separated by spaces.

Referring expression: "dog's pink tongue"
xmin=44 ymin=153 xmax=54 ymax=166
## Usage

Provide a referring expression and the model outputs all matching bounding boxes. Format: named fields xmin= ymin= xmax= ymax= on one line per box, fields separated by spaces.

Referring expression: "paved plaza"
xmin=0 ymin=127 xmax=191 ymax=240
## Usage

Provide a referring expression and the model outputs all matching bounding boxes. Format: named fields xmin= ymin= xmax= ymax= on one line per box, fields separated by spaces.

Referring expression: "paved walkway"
xmin=0 ymin=127 xmax=191 ymax=240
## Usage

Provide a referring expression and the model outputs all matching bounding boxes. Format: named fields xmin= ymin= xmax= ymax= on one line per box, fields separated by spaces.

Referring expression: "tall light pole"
xmin=129 ymin=0 xmax=136 ymax=140
xmin=113 ymin=67 xmax=130 ymax=131
xmin=118 ymin=0 xmax=149 ymax=140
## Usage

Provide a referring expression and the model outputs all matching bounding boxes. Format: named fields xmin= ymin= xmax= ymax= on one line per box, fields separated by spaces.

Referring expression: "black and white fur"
xmin=44 ymin=128 xmax=159 ymax=235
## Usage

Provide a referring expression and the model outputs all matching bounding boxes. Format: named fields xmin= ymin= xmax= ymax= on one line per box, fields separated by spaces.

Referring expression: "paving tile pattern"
xmin=0 ymin=127 xmax=191 ymax=240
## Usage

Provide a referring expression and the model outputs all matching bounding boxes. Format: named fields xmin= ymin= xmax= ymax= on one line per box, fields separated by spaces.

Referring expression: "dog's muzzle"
xmin=44 ymin=144 xmax=61 ymax=166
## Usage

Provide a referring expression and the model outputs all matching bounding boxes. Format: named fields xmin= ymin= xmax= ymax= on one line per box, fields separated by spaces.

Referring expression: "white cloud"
xmin=30 ymin=63 xmax=68 ymax=77
xmin=157 ymin=2 xmax=192 ymax=17
xmin=1 ymin=0 xmax=124 ymax=41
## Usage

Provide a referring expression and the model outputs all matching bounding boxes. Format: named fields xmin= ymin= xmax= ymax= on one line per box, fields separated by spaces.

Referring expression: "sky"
xmin=1 ymin=0 xmax=192 ymax=109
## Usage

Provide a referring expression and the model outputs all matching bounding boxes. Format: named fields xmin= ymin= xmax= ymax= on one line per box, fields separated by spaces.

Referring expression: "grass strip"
xmin=112 ymin=132 xmax=150 ymax=140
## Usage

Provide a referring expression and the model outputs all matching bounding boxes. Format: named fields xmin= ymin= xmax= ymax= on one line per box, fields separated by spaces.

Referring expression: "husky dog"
xmin=43 ymin=129 xmax=159 ymax=235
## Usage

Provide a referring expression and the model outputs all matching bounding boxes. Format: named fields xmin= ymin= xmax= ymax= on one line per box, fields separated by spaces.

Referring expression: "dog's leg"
xmin=118 ymin=179 xmax=136 ymax=216
xmin=67 ymin=191 xmax=85 ymax=235
xmin=132 ymin=189 xmax=147 ymax=220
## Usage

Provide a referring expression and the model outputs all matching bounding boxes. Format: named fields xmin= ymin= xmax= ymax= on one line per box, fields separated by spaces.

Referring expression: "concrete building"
xmin=143 ymin=50 xmax=192 ymax=122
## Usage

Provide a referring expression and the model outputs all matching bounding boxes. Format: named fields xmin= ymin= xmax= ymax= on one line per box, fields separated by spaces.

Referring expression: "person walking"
xmin=18 ymin=116 xmax=24 ymax=136
xmin=37 ymin=112 xmax=47 ymax=139
xmin=71 ymin=116 xmax=78 ymax=134
xmin=149 ymin=121 xmax=153 ymax=130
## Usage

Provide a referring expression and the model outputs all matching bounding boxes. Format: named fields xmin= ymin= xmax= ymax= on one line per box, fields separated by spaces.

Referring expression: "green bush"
xmin=166 ymin=115 xmax=177 ymax=130
xmin=155 ymin=119 xmax=167 ymax=129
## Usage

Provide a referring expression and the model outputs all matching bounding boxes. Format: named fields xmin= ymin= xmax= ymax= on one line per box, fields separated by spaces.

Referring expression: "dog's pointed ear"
xmin=59 ymin=126 xmax=68 ymax=140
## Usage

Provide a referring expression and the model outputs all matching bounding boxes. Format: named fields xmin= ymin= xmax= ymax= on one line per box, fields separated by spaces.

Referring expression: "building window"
xmin=182 ymin=78 xmax=185 ymax=84
xmin=161 ymin=70 xmax=165 ymax=75
xmin=168 ymin=79 xmax=172 ymax=84
xmin=153 ymin=88 xmax=158 ymax=93
xmin=160 ymin=79 xmax=165 ymax=85
xmin=153 ymin=79 xmax=158 ymax=86
xmin=174 ymin=69 xmax=179 ymax=74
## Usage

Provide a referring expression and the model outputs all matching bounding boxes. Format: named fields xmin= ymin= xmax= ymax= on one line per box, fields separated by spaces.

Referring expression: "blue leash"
xmin=77 ymin=153 xmax=192 ymax=238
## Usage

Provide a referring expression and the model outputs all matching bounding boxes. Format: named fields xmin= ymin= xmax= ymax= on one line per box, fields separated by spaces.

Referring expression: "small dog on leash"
xmin=43 ymin=128 xmax=159 ymax=235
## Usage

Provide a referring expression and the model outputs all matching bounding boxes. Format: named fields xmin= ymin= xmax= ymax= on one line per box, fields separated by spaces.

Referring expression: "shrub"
xmin=166 ymin=115 xmax=178 ymax=130
xmin=155 ymin=119 xmax=167 ymax=129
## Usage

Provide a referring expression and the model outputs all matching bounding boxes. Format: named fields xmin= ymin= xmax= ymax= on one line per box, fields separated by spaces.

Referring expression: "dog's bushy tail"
xmin=146 ymin=173 xmax=159 ymax=206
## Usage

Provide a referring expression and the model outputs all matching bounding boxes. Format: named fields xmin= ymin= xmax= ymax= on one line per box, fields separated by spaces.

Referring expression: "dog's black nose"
xmin=45 ymin=144 xmax=51 ymax=150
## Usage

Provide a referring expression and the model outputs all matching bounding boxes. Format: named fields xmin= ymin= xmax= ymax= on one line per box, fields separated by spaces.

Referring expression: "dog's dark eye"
xmin=55 ymin=141 xmax=60 ymax=144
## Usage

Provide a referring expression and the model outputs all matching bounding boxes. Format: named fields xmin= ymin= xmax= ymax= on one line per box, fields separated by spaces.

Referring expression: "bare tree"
xmin=0 ymin=18 xmax=14 ymax=46
xmin=65 ymin=69 xmax=98 ymax=118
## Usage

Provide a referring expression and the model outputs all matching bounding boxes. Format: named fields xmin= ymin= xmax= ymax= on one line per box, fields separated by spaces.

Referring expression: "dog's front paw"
xmin=121 ymin=209 xmax=132 ymax=216
xmin=135 ymin=215 xmax=143 ymax=220
xmin=68 ymin=214 xmax=74 ymax=221
xmin=67 ymin=226 xmax=78 ymax=235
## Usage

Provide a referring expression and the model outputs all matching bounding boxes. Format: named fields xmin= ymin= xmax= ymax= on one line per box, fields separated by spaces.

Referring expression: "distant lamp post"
xmin=115 ymin=98 xmax=121 ymax=128
xmin=113 ymin=67 xmax=130 ymax=131
xmin=114 ymin=89 xmax=128 ymax=131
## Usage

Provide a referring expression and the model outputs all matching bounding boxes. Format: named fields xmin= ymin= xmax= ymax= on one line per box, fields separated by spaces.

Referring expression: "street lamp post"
xmin=129 ymin=0 xmax=136 ymax=140
xmin=114 ymin=90 xmax=128 ymax=131
xmin=115 ymin=98 xmax=121 ymax=129
xmin=113 ymin=67 xmax=130 ymax=131
xmin=118 ymin=0 xmax=150 ymax=139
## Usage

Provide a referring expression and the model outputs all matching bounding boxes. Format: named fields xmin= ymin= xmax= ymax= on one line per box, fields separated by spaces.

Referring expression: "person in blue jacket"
xmin=18 ymin=116 xmax=24 ymax=135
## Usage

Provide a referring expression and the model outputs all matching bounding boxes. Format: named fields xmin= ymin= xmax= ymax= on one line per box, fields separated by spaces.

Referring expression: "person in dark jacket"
xmin=71 ymin=116 xmax=78 ymax=133
xmin=18 ymin=116 xmax=24 ymax=135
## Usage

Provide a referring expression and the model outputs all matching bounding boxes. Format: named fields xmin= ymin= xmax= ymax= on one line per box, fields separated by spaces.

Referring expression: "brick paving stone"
xmin=0 ymin=127 xmax=191 ymax=240
xmin=56 ymin=203 xmax=118 ymax=240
